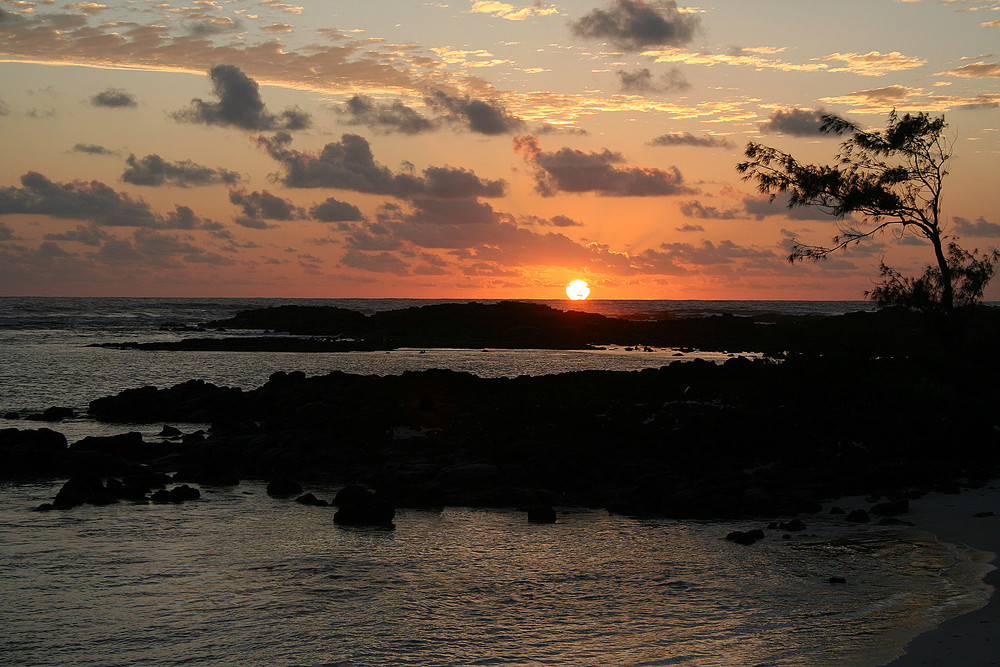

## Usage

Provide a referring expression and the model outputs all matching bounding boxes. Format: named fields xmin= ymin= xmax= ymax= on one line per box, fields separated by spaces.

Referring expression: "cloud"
xmin=229 ymin=188 xmax=305 ymax=229
xmin=257 ymin=132 xmax=507 ymax=198
xmin=679 ymin=200 xmax=742 ymax=219
xmin=95 ymin=229 xmax=235 ymax=267
xmin=425 ymin=89 xmax=526 ymax=135
xmin=173 ymin=64 xmax=311 ymax=131
xmin=825 ymin=51 xmax=926 ymax=76
xmin=309 ymin=197 xmax=365 ymax=223
xmin=122 ymin=154 xmax=242 ymax=187
xmin=743 ymin=193 xmax=844 ymax=221
xmin=570 ymin=0 xmax=700 ymax=52
xmin=336 ymin=95 xmax=435 ymax=135
xmin=90 ymin=88 xmax=137 ymax=108
xmin=954 ymin=216 xmax=1000 ymax=237
xmin=647 ymin=131 xmax=733 ymax=148
xmin=340 ymin=249 xmax=410 ymax=275
xmin=72 ymin=143 xmax=115 ymax=155
xmin=939 ymin=61 xmax=1000 ymax=79
xmin=759 ymin=108 xmax=829 ymax=136
xmin=513 ymin=134 xmax=695 ymax=197
xmin=468 ymin=2 xmax=559 ymax=20
xmin=675 ymin=223 xmax=703 ymax=232
xmin=819 ymin=85 xmax=922 ymax=111
xmin=43 ymin=225 xmax=112 ymax=246
xmin=617 ymin=67 xmax=690 ymax=94
xmin=0 ymin=171 xmax=213 ymax=229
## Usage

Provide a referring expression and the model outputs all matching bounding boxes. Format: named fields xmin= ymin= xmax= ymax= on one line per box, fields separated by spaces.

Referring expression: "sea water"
xmin=0 ymin=297 xmax=994 ymax=666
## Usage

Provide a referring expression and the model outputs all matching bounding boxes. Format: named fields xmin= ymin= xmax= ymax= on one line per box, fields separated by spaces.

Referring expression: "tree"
xmin=736 ymin=111 xmax=998 ymax=314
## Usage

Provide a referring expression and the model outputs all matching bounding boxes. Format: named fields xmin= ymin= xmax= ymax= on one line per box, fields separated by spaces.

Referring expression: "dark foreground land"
xmin=5 ymin=302 xmax=1000 ymax=522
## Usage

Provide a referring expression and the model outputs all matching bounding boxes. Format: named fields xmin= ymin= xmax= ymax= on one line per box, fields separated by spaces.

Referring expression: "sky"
xmin=0 ymin=0 xmax=998 ymax=300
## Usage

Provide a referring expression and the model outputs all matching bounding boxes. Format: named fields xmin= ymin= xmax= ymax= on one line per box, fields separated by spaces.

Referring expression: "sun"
xmin=565 ymin=279 xmax=591 ymax=300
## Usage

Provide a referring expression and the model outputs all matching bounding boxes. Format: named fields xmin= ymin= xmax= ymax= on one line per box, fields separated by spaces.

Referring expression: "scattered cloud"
xmin=72 ymin=143 xmax=115 ymax=155
xmin=90 ymin=88 xmax=137 ymax=108
xmin=570 ymin=0 xmax=700 ymax=52
xmin=229 ymin=188 xmax=305 ymax=229
xmin=759 ymin=108 xmax=829 ymax=136
xmin=0 ymin=171 xmax=214 ymax=229
xmin=679 ymin=200 xmax=742 ymax=219
xmin=954 ymin=215 xmax=1000 ymax=237
xmin=648 ymin=131 xmax=733 ymax=148
xmin=309 ymin=197 xmax=365 ymax=223
xmin=617 ymin=67 xmax=690 ymax=94
xmin=513 ymin=134 xmax=695 ymax=197
xmin=825 ymin=51 xmax=926 ymax=76
xmin=336 ymin=95 xmax=435 ymax=135
xmin=122 ymin=154 xmax=242 ymax=187
xmin=939 ymin=61 xmax=1000 ymax=78
xmin=257 ymin=132 xmax=507 ymax=199
xmin=468 ymin=1 xmax=559 ymax=20
xmin=425 ymin=89 xmax=525 ymax=135
xmin=173 ymin=65 xmax=311 ymax=131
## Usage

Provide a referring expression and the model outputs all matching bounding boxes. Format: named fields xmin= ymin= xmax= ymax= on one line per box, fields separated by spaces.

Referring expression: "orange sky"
xmin=1 ymin=0 xmax=998 ymax=300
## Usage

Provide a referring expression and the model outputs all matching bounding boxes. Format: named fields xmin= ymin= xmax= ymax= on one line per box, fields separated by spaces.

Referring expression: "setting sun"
xmin=566 ymin=279 xmax=591 ymax=300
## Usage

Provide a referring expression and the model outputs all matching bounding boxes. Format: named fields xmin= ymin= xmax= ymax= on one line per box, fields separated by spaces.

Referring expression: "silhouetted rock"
xmin=828 ymin=577 xmax=847 ymax=584
xmin=527 ymin=505 xmax=557 ymax=523
xmin=267 ymin=477 xmax=302 ymax=498
xmin=845 ymin=509 xmax=871 ymax=523
xmin=4 ymin=411 xmax=20 ymax=419
xmin=871 ymin=499 xmax=909 ymax=516
xmin=295 ymin=492 xmax=329 ymax=507
xmin=159 ymin=425 xmax=182 ymax=437
xmin=726 ymin=529 xmax=765 ymax=545
xmin=28 ymin=406 xmax=76 ymax=422
xmin=333 ymin=485 xmax=395 ymax=527
xmin=48 ymin=475 xmax=117 ymax=509
xmin=71 ymin=432 xmax=145 ymax=457
xmin=150 ymin=484 xmax=200 ymax=504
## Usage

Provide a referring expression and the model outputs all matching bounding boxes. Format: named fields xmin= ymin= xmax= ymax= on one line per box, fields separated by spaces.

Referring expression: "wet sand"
xmin=886 ymin=483 xmax=1000 ymax=666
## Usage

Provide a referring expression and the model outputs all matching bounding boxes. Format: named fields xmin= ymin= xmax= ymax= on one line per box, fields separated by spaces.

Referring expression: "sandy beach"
xmin=885 ymin=483 xmax=1000 ymax=666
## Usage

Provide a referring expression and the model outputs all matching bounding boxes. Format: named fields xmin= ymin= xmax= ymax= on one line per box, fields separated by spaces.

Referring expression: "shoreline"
xmin=884 ymin=483 xmax=1000 ymax=666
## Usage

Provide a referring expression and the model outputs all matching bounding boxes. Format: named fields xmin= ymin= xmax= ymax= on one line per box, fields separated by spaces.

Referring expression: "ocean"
xmin=0 ymin=296 xmax=992 ymax=666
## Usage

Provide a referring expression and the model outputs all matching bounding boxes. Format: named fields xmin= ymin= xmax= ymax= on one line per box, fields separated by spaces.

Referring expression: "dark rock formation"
xmin=333 ymin=485 xmax=395 ymax=528
xmin=527 ymin=505 xmax=557 ymax=524
xmin=44 ymin=475 xmax=117 ymax=509
xmin=266 ymin=477 xmax=303 ymax=498
xmin=871 ymin=499 xmax=909 ymax=516
xmin=150 ymin=484 xmax=200 ymax=504
xmin=295 ymin=492 xmax=329 ymax=507
xmin=845 ymin=509 xmax=871 ymax=524
xmin=726 ymin=529 xmax=766 ymax=545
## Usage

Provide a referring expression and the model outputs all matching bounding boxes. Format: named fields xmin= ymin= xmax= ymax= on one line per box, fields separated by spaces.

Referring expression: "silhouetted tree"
xmin=737 ymin=111 xmax=998 ymax=315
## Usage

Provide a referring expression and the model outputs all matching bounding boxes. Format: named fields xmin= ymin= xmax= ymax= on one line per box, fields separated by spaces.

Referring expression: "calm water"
xmin=0 ymin=297 xmax=993 ymax=665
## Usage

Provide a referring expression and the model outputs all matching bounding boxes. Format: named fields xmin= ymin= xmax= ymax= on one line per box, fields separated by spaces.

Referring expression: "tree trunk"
xmin=931 ymin=234 xmax=953 ymax=314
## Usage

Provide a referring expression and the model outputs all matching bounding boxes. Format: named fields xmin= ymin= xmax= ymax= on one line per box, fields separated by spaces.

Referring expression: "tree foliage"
xmin=736 ymin=111 xmax=997 ymax=313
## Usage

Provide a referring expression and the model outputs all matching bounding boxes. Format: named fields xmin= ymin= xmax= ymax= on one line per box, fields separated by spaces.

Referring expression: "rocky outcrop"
xmin=333 ymin=485 xmax=395 ymax=528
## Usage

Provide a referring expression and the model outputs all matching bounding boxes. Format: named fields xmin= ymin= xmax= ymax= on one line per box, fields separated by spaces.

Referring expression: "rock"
xmin=726 ymin=529 xmax=765 ymax=545
xmin=844 ymin=509 xmax=870 ymax=523
xmin=870 ymin=499 xmax=909 ymax=517
xmin=877 ymin=517 xmax=914 ymax=526
xmin=71 ymin=432 xmax=145 ymax=457
xmin=266 ymin=477 xmax=303 ymax=498
xmin=829 ymin=507 xmax=846 ymax=515
xmin=150 ymin=484 xmax=201 ymax=504
xmin=295 ymin=492 xmax=329 ymax=507
xmin=780 ymin=518 xmax=807 ymax=532
xmin=51 ymin=475 xmax=117 ymax=509
xmin=159 ymin=425 xmax=183 ymax=437
xmin=3 ymin=411 xmax=20 ymax=419
xmin=527 ymin=505 xmax=557 ymax=524
xmin=33 ymin=406 xmax=76 ymax=422
xmin=828 ymin=576 xmax=847 ymax=584
xmin=333 ymin=485 xmax=395 ymax=528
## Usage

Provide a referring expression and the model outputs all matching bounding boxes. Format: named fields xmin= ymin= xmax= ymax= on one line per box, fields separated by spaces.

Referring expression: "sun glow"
xmin=565 ymin=279 xmax=591 ymax=300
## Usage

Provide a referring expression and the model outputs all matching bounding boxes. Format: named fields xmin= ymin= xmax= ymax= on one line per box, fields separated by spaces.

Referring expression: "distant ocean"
xmin=0 ymin=296 xmax=992 ymax=666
